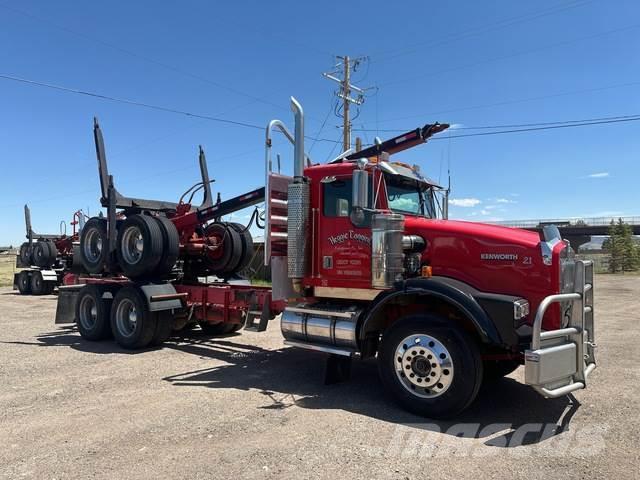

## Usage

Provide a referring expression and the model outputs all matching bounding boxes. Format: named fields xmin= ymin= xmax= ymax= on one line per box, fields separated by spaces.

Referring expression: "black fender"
xmin=359 ymin=277 xmax=503 ymax=347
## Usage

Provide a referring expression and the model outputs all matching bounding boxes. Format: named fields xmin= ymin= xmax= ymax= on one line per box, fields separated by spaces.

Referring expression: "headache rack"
xmin=525 ymin=259 xmax=596 ymax=397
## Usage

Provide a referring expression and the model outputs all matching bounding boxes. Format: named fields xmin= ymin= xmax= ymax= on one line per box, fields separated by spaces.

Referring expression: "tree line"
xmin=602 ymin=219 xmax=640 ymax=273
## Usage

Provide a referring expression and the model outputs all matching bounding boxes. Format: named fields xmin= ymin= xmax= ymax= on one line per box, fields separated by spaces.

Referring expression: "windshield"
xmin=385 ymin=175 xmax=437 ymax=218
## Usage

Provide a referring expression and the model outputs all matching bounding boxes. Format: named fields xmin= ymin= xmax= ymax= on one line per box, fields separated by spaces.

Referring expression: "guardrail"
xmin=494 ymin=216 xmax=640 ymax=229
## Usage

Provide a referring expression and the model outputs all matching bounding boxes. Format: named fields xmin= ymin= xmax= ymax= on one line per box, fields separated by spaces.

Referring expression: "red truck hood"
xmin=404 ymin=218 xmax=541 ymax=248
xmin=402 ymin=216 xmax=563 ymax=329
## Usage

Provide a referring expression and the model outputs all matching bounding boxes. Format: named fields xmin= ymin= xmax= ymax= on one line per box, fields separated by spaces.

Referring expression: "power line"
xmin=0 ymin=73 xmax=342 ymax=144
xmin=378 ymin=22 xmax=640 ymax=88
xmin=430 ymin=116 xmax=640 ymax=140
xmin=364 ymin=80 xmax=640 ymax=125
xmin=0 ymin=3 xmax=292 ymax=116
xmin=371 ymin=0 xmax=593 ymax=64
xmin=352 ymin=114 xmax=640 ymax=133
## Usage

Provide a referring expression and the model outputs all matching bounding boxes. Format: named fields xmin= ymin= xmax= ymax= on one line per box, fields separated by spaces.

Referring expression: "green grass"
xmin=0 ymin=256 xmax=17 ymax=287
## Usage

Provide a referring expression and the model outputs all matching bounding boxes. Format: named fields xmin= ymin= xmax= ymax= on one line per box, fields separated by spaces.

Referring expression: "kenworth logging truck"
xmin=14 ymin=205 xmax=85 ymax=295
xmin=54 ymin=98 xmax=596 ymax=418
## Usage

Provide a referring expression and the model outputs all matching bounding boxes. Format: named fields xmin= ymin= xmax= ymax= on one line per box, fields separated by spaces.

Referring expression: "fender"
xmin=359 ymin=277 xmax=503 ymax=346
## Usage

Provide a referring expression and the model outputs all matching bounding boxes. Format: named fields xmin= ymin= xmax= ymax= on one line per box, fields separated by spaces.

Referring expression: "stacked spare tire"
xmin=79 ymin=214 xmax=253 ymax=280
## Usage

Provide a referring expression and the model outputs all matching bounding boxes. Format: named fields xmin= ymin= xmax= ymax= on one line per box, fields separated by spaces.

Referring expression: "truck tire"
xmin=116 ymin=214 xmax=163 ymax=278
xmin=153 ymin=216 xmax=179 ymax=276
xmin=17 ymin=271 xmax=31 ymax=294
xmin=33 ymin=242 xmax=54 ymax=268
xmin=80 ymin=217 xmax=109 ymax=274
xmin=378 ymin=314 xmax=483 ymax=419
xmin=110 ymin=286 xmax=156 ymax=349
xmin=151 ymin=311 xmax=174 ymax=346
xmin=482 ymin=359 xmax=521 ymax=382
xmin=30 ymin=271 xmax=46 ymax=295
xmin=76 ymin=285 xmax=113 ymax=341
xmin=19 ymin=242 xmax=33 ymax=266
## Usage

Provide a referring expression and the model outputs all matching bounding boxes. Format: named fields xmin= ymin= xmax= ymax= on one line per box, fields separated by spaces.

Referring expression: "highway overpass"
xmin=495 ymin=216 xmax=640 ymax=250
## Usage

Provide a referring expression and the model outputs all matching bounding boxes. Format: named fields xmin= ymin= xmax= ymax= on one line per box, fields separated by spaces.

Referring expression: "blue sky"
xmin=0 ymin=0 xmax=639 ymax=245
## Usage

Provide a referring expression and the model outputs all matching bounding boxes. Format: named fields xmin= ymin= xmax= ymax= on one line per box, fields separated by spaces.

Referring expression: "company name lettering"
xmin=480 ymin=253 xmax=518 ymax=261
xmin=328 ymin=230 xmax=371 ymax=246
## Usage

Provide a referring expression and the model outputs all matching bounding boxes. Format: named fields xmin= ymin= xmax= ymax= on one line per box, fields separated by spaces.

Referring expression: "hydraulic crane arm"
xmin=345 ymin=122 xmax=449 ymax=160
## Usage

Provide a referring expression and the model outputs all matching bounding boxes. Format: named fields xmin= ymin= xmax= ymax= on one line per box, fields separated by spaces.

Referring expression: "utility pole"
xmin=322 ymin=56 xmax=369 ymax=152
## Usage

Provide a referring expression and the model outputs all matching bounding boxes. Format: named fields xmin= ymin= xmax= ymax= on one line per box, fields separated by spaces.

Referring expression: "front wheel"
xmin=378 ymin=315 xmax=483 ymax=419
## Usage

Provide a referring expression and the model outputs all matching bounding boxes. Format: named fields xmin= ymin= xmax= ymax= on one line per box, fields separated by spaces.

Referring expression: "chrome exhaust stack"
xmin=287 ymin=97 xmax=310 ymax=292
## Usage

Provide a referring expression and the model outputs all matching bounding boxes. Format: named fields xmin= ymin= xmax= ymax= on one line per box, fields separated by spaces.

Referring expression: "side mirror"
xmin=351 ymin=161 xmax=370 ymax=227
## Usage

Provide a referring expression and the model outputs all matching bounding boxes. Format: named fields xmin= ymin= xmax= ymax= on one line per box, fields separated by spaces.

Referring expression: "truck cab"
xmin=268 ymin=98 xmax=597 ymax=418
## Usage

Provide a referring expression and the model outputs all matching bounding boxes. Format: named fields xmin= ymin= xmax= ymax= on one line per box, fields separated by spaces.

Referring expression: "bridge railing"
xmin=494 ymin=216 xmax=640 ymax=229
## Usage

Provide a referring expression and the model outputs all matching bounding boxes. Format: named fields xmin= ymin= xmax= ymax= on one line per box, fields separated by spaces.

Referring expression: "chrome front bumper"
xmin=524 ymin=260 xmax=596 ymax=398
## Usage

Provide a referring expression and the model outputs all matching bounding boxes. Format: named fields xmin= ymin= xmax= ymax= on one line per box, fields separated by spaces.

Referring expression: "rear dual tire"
xmin=30 ymin=271 xmax=54 ymax=295
xmin=76 ymin=285 xmax=113 ymax=340
xmin=33 ymin=241 xmax=57 ymax=268
xmin=17 ymin=270 xmax=31 ymax=294
xmin=110 ymin=287 xmax=174 ymax=349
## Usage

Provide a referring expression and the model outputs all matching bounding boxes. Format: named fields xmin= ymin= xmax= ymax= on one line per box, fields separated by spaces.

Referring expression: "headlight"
xmin=404 ymin=253 xmax=422 ymax=274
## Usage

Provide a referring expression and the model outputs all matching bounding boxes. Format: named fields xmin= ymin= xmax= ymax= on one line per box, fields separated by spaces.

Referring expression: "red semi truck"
xmin=54 ymin=98 xmax=596 ymax=418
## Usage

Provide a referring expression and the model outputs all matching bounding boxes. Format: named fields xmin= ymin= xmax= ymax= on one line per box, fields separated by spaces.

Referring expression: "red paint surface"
xmin=302 ymin=161 xmax=565 ymax=329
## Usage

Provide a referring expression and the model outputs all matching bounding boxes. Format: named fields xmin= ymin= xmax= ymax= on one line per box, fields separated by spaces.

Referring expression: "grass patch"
xmin=0 ymin=256 xmax=17 ymax=287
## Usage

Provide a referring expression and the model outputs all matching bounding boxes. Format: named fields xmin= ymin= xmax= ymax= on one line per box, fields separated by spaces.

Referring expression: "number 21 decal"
xmin=523 ymin=256 xmax=532 ymax=265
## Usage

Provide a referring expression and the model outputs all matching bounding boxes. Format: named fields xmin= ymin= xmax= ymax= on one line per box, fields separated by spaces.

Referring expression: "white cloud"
xmin=586 ymin=172 xmax=609 ymax=178
xmin=495 ymin=198 xmax=516 ymax=204
xmin=449 ymin=198 xmax=481 ymax=207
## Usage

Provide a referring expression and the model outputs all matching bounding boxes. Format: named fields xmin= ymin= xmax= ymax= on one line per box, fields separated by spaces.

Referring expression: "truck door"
xmin=317 ymin=175 xmax=372 ymax=289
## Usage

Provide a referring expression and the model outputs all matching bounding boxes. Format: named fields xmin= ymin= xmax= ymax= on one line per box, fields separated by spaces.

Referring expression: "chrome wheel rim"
xmin=394 ymin=334 xmax=454 ymax=398
xmin=115 ymin=298 xmax=138 ymax=338
xmin=121 ymin=226 xmax=144 ymax=265
xmin=78 ymin=295 xmax=98 ymax=330
xmin=83 ymin=228 xmax=103 ymax=263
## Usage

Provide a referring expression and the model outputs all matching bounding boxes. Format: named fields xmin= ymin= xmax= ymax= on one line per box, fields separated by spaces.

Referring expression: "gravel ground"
xmin=0 ymin=274 xmax=638 ymax=479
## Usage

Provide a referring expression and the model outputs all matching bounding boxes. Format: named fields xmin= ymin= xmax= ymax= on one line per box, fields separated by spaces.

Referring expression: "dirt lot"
xmin=0 ymin=275 xmax=638 ymax=479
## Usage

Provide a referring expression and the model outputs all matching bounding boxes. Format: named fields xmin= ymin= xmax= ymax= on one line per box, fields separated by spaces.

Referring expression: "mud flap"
xmin=55 ymin=285 xmax=83 ymax=324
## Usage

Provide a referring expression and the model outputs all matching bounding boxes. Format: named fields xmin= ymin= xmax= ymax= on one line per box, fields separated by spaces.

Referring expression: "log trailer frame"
xmin=14 ymin=205 xmax=85 ymax=295
xmin=54 ymin=98 xmax=597 ymax=418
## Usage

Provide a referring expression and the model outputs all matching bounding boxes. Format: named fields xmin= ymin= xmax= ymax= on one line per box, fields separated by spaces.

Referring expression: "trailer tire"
xmin=111 ymin=286 xmax=156 ymax=349
xmin=76 ymin=285 xmax=113 ymax=341
xmin=221 ymin=224 xmax=243 ymax=275
xmin=228 ymin=223 xmax=254 ymax=274
xmin=17 ymin=271 xmax=31 ymax=294
xmin=378 ymin=314 xmax=483 ymax=419
xmin=80 ymin=217 xmax=109 ymax=274
xmin=19 ymin=242 xmax=33 ymax=266
xmin=151 ymin=311 xmax=174 ymax=346
xmin=30 ymin=271 xmax=47 ymax=295
xmin=202 ymin=223 xmax=234 ymax=274
xmin=33 ymin=241 xmax=54 ymax=268
xmin=153 ymin=216 xmax=179 ymax=276
xmin=116 ymin=214 xmax=163 ymax=279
